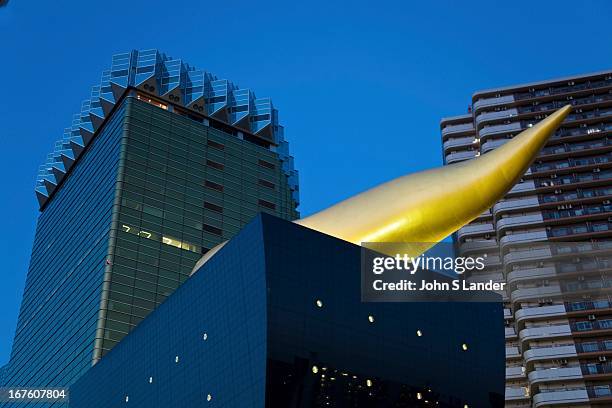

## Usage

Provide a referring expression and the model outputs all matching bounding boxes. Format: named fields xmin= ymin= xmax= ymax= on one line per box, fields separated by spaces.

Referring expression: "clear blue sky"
xmin=1 ymin=0 xmax=611 ymax=365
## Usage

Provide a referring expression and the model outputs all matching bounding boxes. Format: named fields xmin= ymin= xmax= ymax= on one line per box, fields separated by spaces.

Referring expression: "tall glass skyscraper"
xmin=2 ymin=49 xmax=299 ymax=400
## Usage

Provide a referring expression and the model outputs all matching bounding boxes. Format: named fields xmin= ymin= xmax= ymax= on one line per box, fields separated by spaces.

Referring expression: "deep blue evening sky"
xmin=1 ymin=0 xmax=611 ymax=364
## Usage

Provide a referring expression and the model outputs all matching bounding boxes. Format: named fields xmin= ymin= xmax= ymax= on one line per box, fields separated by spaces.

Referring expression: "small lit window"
xmin=464 ymin=404 xmax=469 ymax=408
xmin=125 ymin=395 xmax=129 ymax=403
xmin=175 ymin=355 xmax=180 ymax=363
xmin=416 ymin=329 xmax=423 ymax=337
xmin=416 ymin=392 xmax=422 ymax=400
xmin=366 ymin=379 xmax=372 ymax=387
xmin=462 ymin=343 xmax=468 ymax=351
xmin=315 ymin=299 xmax=323 ymax=308
xmin=368 ymin=315 xmax=375 ymax=323
xmin=149 ymin=377 xmax=153 ymax=384
xmin=206 ymin=394 xmax=212 ymax=402
xmin=203 ymin=333 xmax=208 ymax=341
xmin=312 ymin=365 xmax=319 ymax=374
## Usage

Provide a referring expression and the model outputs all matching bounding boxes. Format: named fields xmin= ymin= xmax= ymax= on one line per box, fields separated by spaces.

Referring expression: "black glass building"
xmin=71 ymin=214 xmax=505 ymax=408
xmin=2 ymin=50 xmax=299 ymax=402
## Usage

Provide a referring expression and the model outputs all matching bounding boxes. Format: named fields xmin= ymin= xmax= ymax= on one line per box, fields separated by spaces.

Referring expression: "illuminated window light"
xmin=416 ymin=329 xmax=423 ymax=337
xmin=315 ymin=299 xmax=323 ymax=308
xmin=366 ymin=379 xmax=372 ymax=387
xmin=175 ymin=355 xmax=180 ymax=363
xmin=125 ymin=395 xmax=129 ymax=403
xmin=206 ymin=394 xmax=212 ymax=402
xmin=368 ymin=315 xmax=375 ymax=323
xmin=312 ymin=365 xmax=319 ymax=374
xmin=148 ymin=377 xmax=153 ymax=384
xmin=462 ymin=343 xmax=468 ymax=351
xmin=464 ymin=404 xmax=469 ymax=408
xmin=417 ymin=392 xmax=422 ymax=400
xmin=203 ymin=332 xmax=208 ymax=341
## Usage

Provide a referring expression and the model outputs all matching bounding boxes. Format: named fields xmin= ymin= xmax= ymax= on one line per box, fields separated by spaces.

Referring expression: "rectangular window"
xmin=258 ymin=179 xmax=275 ymax=190
xmin=207 ymin=139 xmax=224 ymax=150
xmin=258 ymin=159 xmax=275 ymax=170
xmin=206 ymin=159 xmax=224 ymax=170
xmin=203 ymin=224 xmax=223 ymax=236
xmin=258 ymin=199 xmax=276 ymax=210
xmin=204 ymin=180 xmax=224 ymax=192
xmin=204 ymin=201 xmax=223 ymax=213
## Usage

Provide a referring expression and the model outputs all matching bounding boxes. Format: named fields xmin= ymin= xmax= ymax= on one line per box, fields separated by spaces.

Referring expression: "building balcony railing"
xmin=587 ymin=385 xmax=612 ymax=399
xmin=442 ymin=136 xmax=475 ymax=151
xmin=581 ymin=362 xmax=612 ymax=376
xmin=511 ymin=284 xmax=561 ymax=304
xmin=475 ymin=108 xmax=519 ymax=128
xmin=506 ymin=327 xmax=518 ymax=339
xmin=458 ymin=239 xmax=498 ymax=254
xmin=535 ymin=170 xmax=612 ymax=189
xmin=508 ymin=180 xmax=536 ymax=195
xmin=539 ymin=185 xmax=612 ymax=205
xmin=441 ymin=122 xmax=474 ymax=139
xmin=506 ymin=365 xmax=526 ymax=379
xmin=575 ymin=339 xmax=612 ymax=354
xmin=505 ymin=386 xmax=530 ymax=401
xmin=456 ymin=222 xmax=494 ymax=240
xmin=518 ymin=92 xmax=612 ymax=115
xmin=500 ymin=230 xmax=548 ymax=250
xmin=503 ymin=246 xmax=552 ymax=265
xmin=478 ymin=122 xmax=522 ymax=138
xmin=481 ymin=138 xmax=508 ymax=153
xmin=528 ymin=366 xmax=583 ymax=385
xmin=540 ymin=138 xmax=611 ymax=158
xmin=506 ymin=346 xmax=521 ymax=358
xmin=565 ymin=299 xmax=612 ymax=313
xmin=532 ymin=388 xmax=589 ymax=407
xmin=515 ymin=304 xmax=566 ymax=326
xmin=553 ymin=122 xmax=612 ymax=140
xmin=472 ymin=94 xmax=516 ymax=112
xmin=514 ymin=77 xmax=612 ymax=101
xmin=497 ymin=213 xmax=544 ymax=232
xmin=570 ymin=318 xmax=612 ymax=333
xmin=519 ymin=324 xmax=572 ymax=346
xmin=445 ymin=150 xmax=477 ymax=164
xmin=493 ymin=196 xmax=540 ymax=216
xmin=524 ymin=345 xmax=577 ymax=365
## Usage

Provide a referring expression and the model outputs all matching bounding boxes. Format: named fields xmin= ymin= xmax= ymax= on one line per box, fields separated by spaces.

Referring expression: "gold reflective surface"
xmin=296 ymin=105 xmax=572 ymax=253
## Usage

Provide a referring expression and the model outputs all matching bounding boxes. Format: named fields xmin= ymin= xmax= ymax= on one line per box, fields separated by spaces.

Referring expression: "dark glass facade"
xmin=3 ymin=91 xmax=299 ymax=405
xmin=71 ymin=214 xmax=505 ymax=408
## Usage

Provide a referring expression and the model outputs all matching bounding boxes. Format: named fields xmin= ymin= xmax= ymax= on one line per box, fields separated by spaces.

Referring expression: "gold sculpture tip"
xmin=295 ymin=105 xmax=572 ymax=252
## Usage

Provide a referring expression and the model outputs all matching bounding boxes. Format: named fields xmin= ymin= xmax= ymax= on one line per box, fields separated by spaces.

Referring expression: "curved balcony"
xmin=472 ymin=94 xmax=516 ymax=112
xmin=500 ymin=230 xmax=548 ymax=252
xmin=519 ymin=324 xmax=572 ymax=347
xmin=441 ymin=122 xmax=474 ymax=138
xmin=475 ymin=108 xmax=519 ymax=128
xmin=459 ymin=239 xmax=498 ymax=254
xmin=511 ymin=284 xmax=561 ymax=304
xmin=457 ymin=222 xmax=495 ymax=241
xmin=481 ymin=138 xmax=508 ymax=153
xmin=515 ymin=304 xmax=566 ymax=327
xmin=497 ymin=213 xmax=544 ymax=234
xmin=479 ymin=122 xmax=522 ymax=139
xmin=524 ymin=345 xmax=577 ymax=365
xmin=443 ymin=136 xmax=475 ymax=152
xmin=506 ymin=326 xmax=518 ymax=339
xmin=507 ymin=267 xmax=558 ymax=287
xmin=532 ymin=389 xmax=589 ymax=407
xmin=445 ymin=150 xmax=477 ymax=164
xmin=506 ymin=366 xmax=526 ymax=379
xmin=506 ymin=346 xmax=521 ymax=359
xmin=493 ymin=196 xmax=540 ymax=217
xmin=505 ymin=386 xmax=530 ymax=401
xmin=507 ymin=180 xmax=536 ymax=196
xmin=503 ymin=246 xmax=552 ymax=266
xmin=528 ymin=366 xmax=583 ymax=386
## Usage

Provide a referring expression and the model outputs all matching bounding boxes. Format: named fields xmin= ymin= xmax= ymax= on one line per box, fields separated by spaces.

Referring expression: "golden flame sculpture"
xmin=193 ymin=105 xmax=571 ymax=273
xmin=295 ymin=105 xmax=572 ymax=252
